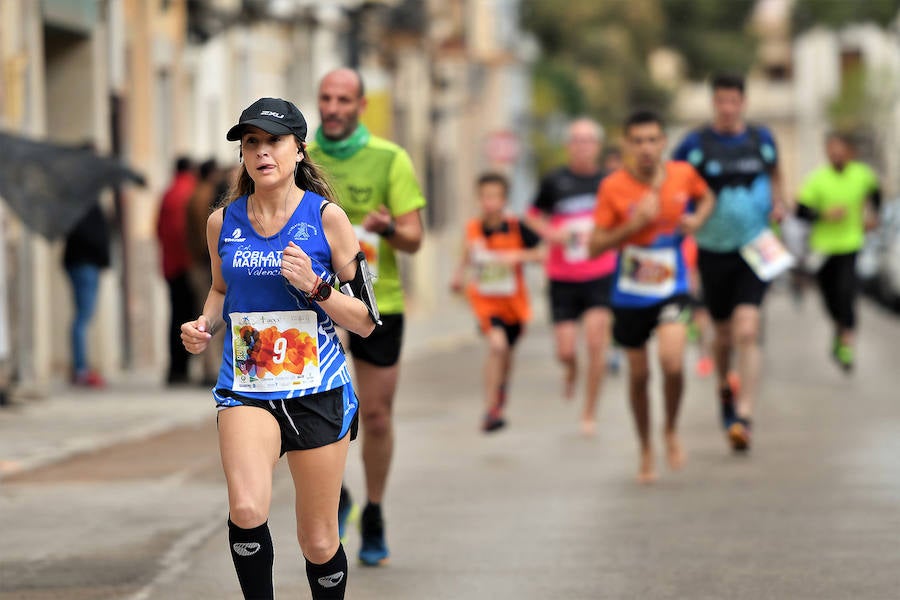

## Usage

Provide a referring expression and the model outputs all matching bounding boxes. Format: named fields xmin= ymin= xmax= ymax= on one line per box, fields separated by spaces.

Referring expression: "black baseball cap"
xmin=226 ymin=97 xmax=308 ymax=142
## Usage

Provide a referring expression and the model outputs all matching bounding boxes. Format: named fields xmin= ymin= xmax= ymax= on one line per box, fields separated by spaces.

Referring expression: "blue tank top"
xmin=213 ymin=192 xmax=352 ymax=406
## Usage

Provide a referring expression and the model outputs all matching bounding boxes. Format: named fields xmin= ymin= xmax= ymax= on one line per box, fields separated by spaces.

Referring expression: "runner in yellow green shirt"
xmin=308 ymin=68 xmax=426 ymax=566
xmin=796 ymin=131 xmax=881 ymax=372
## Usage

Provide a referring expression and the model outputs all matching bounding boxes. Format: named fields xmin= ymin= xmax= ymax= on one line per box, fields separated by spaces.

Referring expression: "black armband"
xmin=870 ymin=188 xmax=882 ymax=212
xmin=339 ymin=252 xmax=382 ymax=325
xmin=796 ymin=204 xmax=819 ymax=223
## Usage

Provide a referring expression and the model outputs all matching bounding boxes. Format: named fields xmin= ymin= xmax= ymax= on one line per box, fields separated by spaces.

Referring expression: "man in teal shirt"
xmin=309 ymin=68 xmax=426 ymax=566
xmin=796 ymin=132 xmax=881 ymax=372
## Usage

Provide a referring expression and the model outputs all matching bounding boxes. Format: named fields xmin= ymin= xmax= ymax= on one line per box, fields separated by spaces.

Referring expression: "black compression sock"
xmin=305 ymin=544 xmax=348 ymax=599
xmin=228 ymin=518 xmax=275 ymax=600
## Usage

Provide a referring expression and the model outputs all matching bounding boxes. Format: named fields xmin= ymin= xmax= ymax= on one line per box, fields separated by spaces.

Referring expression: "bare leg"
xmin=657 ymin=322 xmax=687 ymax=470
xmin=581 ymin=307 xmax=612 ymax=435
xmin=732 ymin=305 xmax=762 ymax=419
xmin=553 ymin=320 xmax=578 ymax=400
xmin=287 ymin=434 xmax=351 ymax=564
xmin=353 ymin=360 xmax=398 ymax=505
xmin=218 ymin=407 xmax=282 ymax=598
xmin=483 ymin=327 xmax=510 ymax=416
xmin=625 ymin=347 xmax=655 ymax=484
xmin=218 ymin=406 xmax=282 ymax=528
xmin=712 ymin=319 xmax=733 ymax=392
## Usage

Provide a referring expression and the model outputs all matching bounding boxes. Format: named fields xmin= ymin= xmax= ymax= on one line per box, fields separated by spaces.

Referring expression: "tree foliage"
xmin=792 ymin=0 xmax=900 ymax=33
xmin=521 ymin=0 xmax=758 ymax=172
xmin=660 ymin=0 xmax=758 ymax=78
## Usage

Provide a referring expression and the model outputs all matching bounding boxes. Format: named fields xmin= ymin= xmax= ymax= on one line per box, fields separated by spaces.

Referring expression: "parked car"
xmin=873 ymin=199 xmax=900 ymax=311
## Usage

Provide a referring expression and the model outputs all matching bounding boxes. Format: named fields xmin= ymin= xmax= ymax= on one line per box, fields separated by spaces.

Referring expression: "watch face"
xmin=319 ymin=284 xmax=332 ymax=300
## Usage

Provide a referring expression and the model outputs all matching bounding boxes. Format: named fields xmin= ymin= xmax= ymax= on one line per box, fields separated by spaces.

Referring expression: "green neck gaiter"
xmin=314 ymin=123 xmax=370 ymax=159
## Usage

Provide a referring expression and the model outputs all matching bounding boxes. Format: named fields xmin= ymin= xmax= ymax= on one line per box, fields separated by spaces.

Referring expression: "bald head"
xmin=566 ymin=118 xmax=604 ymax=174
xmin=318 ymin=68 xmax=368 ymax=141
xmin=567 ymin=118 xmax=604 ymax=143
xmin=320 ymin=68 xmax=365 ymax=99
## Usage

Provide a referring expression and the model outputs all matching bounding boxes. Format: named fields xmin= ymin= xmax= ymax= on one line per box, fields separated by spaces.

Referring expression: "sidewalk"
xmin=0 ymin=300 xmax=479 ymax=481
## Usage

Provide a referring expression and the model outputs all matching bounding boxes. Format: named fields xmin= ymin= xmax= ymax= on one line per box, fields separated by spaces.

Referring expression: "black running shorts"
xmin=548 ymin=275 xmax=614 ymax=323
xmin=486 ymin=316 xmax=524 ymax=347
xmin=612 ymin=296 xmax=692 ymax=349
xmin=697 ymin=250 xmax=769 ymax=322
xmin=217 ymin=386 xmax=359 ymax=455
xmin=348 ymin=313 xmax=404 ymax=367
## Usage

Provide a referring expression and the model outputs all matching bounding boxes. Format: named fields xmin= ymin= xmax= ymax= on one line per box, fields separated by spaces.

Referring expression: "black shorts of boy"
xmin=548 ymin=275 xmax=614 ymax=323
xmin=484 ymin=316 xmax=524 ymax=347
xmin=348 ymin=313 xmax=404 ymax=367
xmin=612 ymin=296 xmax=692 ymax=349
xmin=216 ymin=386 xmax=359 ymax=455
xmin=697 ymin=250 xmax=769 ymax=322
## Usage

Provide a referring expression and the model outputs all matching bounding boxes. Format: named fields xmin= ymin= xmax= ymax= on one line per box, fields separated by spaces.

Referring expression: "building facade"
xmin=0 ymin=0 xmax=535 ymax=392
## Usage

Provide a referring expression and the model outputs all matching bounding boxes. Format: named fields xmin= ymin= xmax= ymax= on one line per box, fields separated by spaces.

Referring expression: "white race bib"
xmin=355 ymin=226 xmax=380 ymax=278
xmin=473 ymin=248 xmax=516 ymax=296
xmin=739 ymin=228 xmax=795 ymax=282
xmin=617 ymin=246 xmax=677 ymax=297
xmin=563 ymin=216 xmax=595 ymax=263
xmin=230 ymin=310 xmax=321 ymax=392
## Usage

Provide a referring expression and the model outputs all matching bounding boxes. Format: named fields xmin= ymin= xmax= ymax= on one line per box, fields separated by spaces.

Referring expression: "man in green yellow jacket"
xmin=796 ymin=131 xmax=881 ymax=372
xmin=309 ymin=68 xmax=426 ymax=566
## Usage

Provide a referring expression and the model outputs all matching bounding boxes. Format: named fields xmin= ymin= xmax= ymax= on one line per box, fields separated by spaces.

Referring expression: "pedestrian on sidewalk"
xmin=186 ymin=158 xmax=224 ymax=386
xmin=309 ymin=68 xmax=427 ymax=567
xmin=451 ymin=172 xmax=544 ymax=433
xmin=590 ymin=109 xmax=715 ymax=484
xmin=672 ymin=73 xmax=787 ymax=452
xmin=181 ymin=97 xmax=377 ymax=600
xmin=525 ymin=118 xmax=616 ymax=437
xmin=795 ymin=131 xmax=881 ymax=372
xmin=64 ymin=199 xmax=112 ymax=388
xmin=158 ymin=156 xmax=197 ymax=385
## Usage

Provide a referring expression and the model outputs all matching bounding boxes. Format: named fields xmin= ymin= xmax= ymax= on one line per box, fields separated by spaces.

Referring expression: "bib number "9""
xmin=272 ymin=337 xmax=287 ymax=364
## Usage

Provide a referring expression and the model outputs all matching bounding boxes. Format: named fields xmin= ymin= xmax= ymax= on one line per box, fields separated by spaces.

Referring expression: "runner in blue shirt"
xmin=672 ymin=73 xmax=787 ymax=452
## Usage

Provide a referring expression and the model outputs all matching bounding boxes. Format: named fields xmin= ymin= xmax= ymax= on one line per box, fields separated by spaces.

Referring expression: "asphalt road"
xmin=2 ymin=288 xmax=899 ymax=599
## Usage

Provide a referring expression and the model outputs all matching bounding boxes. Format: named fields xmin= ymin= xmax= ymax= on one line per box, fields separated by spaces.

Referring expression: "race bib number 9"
xmin=563 ymin=216 xmax=595 ymax=263
xmin=740 ymin=228 xmax=795 ymax=282
xmin=355 ymin=226 xmax=380 ymax=278
xmin=230 ymin=310 xmax=321 ymax=392
xmin=617 ymin=246 xmax=677 ymax=298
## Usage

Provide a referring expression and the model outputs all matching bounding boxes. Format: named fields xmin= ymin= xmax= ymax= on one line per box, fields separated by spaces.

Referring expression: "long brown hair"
xmin=224 ymin=136 xmax=338 ymax=206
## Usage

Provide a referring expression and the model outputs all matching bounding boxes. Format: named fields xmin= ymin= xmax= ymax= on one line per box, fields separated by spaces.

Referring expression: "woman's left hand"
xmin=281 ymin=241 xmax=318 ymax=293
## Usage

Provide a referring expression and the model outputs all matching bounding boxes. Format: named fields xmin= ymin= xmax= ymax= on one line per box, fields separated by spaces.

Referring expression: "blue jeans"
xmin=66 ymin=263 xmax=101 ymax=374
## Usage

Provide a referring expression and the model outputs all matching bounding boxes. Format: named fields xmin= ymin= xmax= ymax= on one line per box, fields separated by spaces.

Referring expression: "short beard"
xmin=323 ymin=118 xmax=359 ymax=141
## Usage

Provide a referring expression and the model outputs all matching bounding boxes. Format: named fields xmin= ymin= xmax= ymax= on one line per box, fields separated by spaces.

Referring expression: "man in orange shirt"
xmin=589 ymin=110 xmax=715 ymax=484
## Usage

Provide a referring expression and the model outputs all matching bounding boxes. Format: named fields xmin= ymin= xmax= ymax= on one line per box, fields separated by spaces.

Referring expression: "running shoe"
xmin=695 ymin=356 xmax=714 ymax=378
xmin=728 ymin=417 xmax=752 ymax=452
xmin=338 ymin=486 xmax=358 ymax=544
xmin=833 ymin=343 xmax=854 ymax=373
xmin=359 ymin=503 xmax=390 ymax=566
xmin=73 ymin=370 xmax=106 ymax=388
xmin=482 ymin=411 xmax=506 ymax=433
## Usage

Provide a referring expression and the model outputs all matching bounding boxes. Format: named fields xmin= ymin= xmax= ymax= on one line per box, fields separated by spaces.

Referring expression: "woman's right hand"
xmin=181 ymin=315 xmax=213 ymax=354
